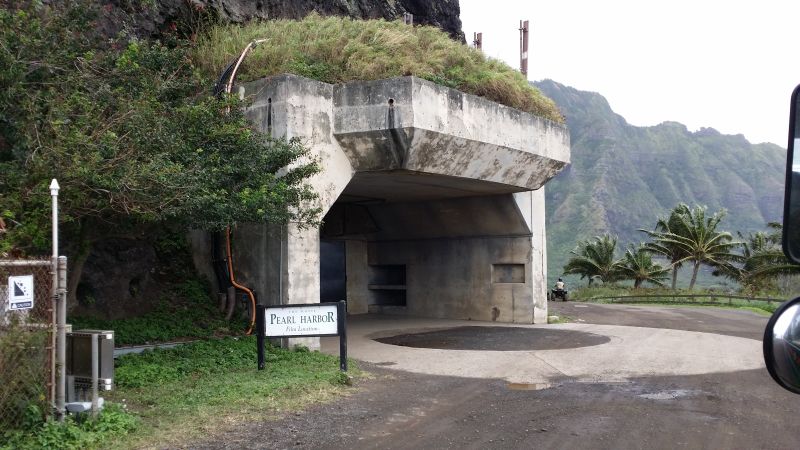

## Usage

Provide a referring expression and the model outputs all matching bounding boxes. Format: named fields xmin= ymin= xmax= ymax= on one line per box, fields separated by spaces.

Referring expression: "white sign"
xmin=7 ymin=275 xmax=34 ymax=311
xmin=265 ymin=304 xmax=339 ymax=337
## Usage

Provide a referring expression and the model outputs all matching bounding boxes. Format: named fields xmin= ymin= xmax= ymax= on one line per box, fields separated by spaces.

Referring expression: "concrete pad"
xmin=321 ymin=315 xmax=764 ymax=384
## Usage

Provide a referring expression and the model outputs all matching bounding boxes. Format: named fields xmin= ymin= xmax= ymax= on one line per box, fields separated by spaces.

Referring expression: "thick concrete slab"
xmin=321 ymin=315 xmax=763 ymax=384
xmin=333 ymin=76 xmax=569 ymax=190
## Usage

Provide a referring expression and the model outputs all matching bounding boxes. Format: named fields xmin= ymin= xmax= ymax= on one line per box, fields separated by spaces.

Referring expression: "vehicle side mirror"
xmin=764 ymin=297 xmax=800 ymax=394
xmin=782 ymin=84 xmax=800 ymax=263
xmin=767 ymin=84 xmax=800 ymax=394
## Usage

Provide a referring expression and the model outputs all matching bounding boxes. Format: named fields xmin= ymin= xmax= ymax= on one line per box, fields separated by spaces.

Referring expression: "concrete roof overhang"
xmin=240 ymin=74 xmax=570 ymax=209
xmin=332 ymin=76 xmax=570 ymax=197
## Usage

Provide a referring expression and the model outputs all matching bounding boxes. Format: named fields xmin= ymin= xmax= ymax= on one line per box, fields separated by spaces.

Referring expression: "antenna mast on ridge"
xmin=519 ymin=20 xmax=529 ymax=77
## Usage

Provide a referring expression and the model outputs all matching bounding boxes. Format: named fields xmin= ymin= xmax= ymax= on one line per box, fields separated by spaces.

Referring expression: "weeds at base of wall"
xmin=71 ymin=280 xmax=247 ymax=346
xmin=3 ymin=337 xmax=359 ymax=449
xmin=1 ymin=404 xmax=138 ymax=450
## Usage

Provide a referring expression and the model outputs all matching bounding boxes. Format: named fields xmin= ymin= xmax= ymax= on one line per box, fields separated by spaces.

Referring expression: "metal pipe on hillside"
xmin=56 ymin=256 xmax=67 ymax=421
xmin=220 ymin=38 xmax=268 ymax=335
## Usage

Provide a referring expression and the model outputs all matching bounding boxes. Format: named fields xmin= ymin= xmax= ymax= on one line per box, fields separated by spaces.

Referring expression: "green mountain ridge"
xmin=535 ymin=80 xmax=786 ymax=287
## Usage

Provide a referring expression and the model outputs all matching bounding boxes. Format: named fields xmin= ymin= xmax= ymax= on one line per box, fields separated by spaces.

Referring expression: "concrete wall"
xmin=345 ymin=240 xmax=370 ymax=314
xmin=367 ymin=236 xmax=536 ymax=322
xmin=338 ymin=190 xmax=547 ymax=323
xmin=190 ymin=74 xmax=569 ymax=340
xmin=235 ymin=76 xmax=354 ymax=306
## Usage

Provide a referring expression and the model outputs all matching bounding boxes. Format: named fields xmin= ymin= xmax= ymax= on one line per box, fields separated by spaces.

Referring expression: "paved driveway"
xmin=549 ymin=301 xmax=770 ymax=339
xmin=319 ymin=312 xmax=763 ymax=384
xmin=189 ymin=304 xmax=800 ymax=449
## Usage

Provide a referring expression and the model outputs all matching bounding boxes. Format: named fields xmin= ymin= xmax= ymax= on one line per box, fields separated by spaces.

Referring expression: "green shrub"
xmin=1 ymin=403 xmax=137 ymax=450
xmin=71 ymin=279 xmax=245 ymax=346
xmin=115 ymin=337 xmax=257 ymax=388
xmin=114 ymin=336 xmax=350 ymax=389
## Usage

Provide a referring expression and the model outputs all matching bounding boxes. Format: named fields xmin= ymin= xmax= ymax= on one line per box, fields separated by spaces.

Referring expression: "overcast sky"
xmin=459 ymin=0 xmax=800 ymax=147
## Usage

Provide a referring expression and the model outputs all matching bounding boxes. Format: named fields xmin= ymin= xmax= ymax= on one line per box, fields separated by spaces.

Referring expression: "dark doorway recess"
xmin=320 ymin=240 xmax=346 ymax=302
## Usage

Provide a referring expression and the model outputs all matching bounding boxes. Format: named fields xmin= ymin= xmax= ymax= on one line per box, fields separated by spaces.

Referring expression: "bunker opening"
xmin=319 ymin=170 xmax=539 ymax=321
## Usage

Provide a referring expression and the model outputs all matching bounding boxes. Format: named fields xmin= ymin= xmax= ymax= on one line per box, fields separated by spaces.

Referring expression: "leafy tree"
xmin=714 ymin=223 xmax=799 ymax=293
xmin=563 ymin=234 xmax=624 ymax=286
xmin=640 ymin=203 xmax=691 ymax=289
xmin=644 ymin=205 xmax=738 ymax=290
xmin=0 ymin=2 xmax=319 ymax=306
xmin=619 ymin=244 xmax=670 ymax=289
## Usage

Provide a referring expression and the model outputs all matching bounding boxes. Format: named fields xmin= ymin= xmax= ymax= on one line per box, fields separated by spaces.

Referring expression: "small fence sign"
xmin=257 ymin=301 xmax=347 ymax=372
xmin=7 ymin=275 xmax=34 ymax=311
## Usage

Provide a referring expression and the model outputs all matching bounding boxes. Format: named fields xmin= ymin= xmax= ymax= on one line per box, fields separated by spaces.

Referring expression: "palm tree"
xmin=647 ymin=205 xmax=738 ymax=290
xmin=563 ymin=234 xmax=625 ymax=286
xmin=715 ymin=223 xmax=800 ymax=293
xmin=640 ymin=203 xmax=691 ymax=289
xmin=620 ymin=244 xmax=670 ymax=288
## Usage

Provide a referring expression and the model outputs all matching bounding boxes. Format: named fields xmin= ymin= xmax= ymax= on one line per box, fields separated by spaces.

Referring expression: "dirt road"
xmin=187 ymin=305 xmax=800 ymax=449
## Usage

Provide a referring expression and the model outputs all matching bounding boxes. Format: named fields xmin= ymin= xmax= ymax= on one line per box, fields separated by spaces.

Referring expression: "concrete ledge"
xmin=332 ymin=76 xmax=570 ymax=190
xmin=321 ymin=316 xmax=764 ymax=383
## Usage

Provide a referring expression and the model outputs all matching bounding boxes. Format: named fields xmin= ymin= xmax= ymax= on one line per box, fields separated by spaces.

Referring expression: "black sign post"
xmin=257 ymin=300 xmax=347 ymax=372
xmin=337 ymin=300 xmax=347 ymax=372
xmin=256 ymin=304 xmax=266 ymax=370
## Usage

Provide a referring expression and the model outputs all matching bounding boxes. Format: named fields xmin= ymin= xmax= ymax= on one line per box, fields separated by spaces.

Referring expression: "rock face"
xmin=106 ymin=0 xmax=464 ymax=41
xmin=75 ymin=239 xmax=158 ymax=319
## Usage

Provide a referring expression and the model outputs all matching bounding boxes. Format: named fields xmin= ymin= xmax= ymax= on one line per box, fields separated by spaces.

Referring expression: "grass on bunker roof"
xmin=192 ymin=13 xmax=564 ymax=124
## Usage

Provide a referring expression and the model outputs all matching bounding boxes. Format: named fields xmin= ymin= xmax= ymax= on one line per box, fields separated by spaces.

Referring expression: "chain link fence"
xmin=0 ymin=260 xmax=55 ymax=431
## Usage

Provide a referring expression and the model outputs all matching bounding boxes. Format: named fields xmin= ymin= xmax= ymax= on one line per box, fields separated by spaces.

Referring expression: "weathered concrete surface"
xmin=321 ymin=314 xmax=764 ymax=384
xmin=333 ymin=77 xmax=569 ymax=190
xmin=345 ymin=240 xmax=369 ymax=314
xmin=368 ymin=236 xmax=536 ymax=322
xmin=206 ymin=74 xmax=569 ymax=334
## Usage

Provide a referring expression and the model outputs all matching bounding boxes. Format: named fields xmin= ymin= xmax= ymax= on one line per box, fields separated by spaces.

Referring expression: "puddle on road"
xmin=506 ymin=382 xmax=553 ymax=391
xmin=637 ymin=389 xmax=698 ymax=400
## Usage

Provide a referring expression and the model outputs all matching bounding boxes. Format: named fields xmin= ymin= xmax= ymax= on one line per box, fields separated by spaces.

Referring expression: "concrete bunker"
xmin=206 ymin=74 xmax=569 ymax=345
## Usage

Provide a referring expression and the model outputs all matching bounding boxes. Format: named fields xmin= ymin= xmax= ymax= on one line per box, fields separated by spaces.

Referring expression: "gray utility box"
xmin=66 ymin=330 xmax=114 ymax=393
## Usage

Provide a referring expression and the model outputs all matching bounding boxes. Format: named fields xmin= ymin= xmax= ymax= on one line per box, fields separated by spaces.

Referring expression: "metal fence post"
xmin=56 ymin=256 xmax=67 ymax=421
xmin=50 ymin=257 xmax=57 ymax=416
xmin=91 ymin=333 xmax=99 ymax=417
xmin=50 ymin=178 xmax=66 ymax=420
xmin=50 ymin=179 xmax=60 ymax=419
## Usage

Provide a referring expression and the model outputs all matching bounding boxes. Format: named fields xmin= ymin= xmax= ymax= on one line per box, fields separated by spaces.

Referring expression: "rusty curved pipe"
xmin=225 ymin=226 xmax=256 ymax=334
xmin=222 ymin=38 xmax=268 ymax=335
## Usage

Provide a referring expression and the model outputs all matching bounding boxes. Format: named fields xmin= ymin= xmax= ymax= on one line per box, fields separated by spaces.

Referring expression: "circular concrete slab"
xmin=321 ymin=315 xmax=766 ymax=384
xmin=375 ymin=326 xmax=610 ymax=351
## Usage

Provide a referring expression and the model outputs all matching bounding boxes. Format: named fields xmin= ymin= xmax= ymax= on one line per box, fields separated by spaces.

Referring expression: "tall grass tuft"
xmin=192 ymin=14 xmax=564 ymax=124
